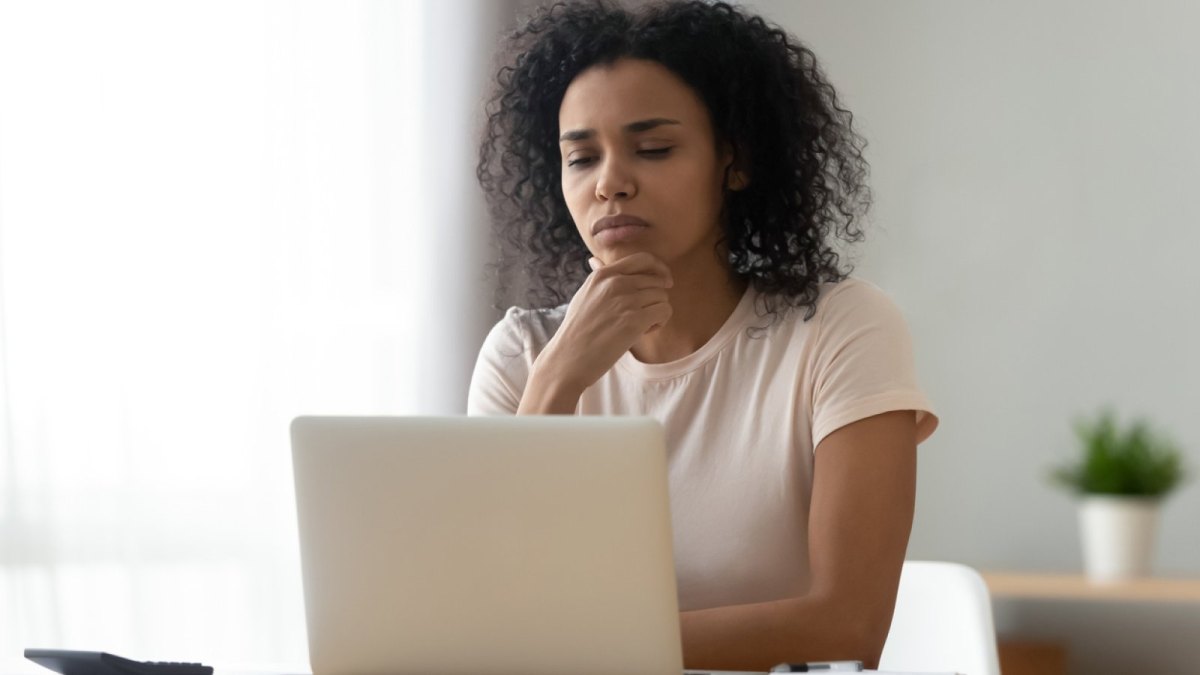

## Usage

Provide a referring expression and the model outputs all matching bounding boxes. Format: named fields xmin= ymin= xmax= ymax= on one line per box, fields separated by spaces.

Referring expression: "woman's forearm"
xmin=679 ymin=592 xmax=887 ymax=671
xmin=516 ymin=358 xmax=585 ymax=415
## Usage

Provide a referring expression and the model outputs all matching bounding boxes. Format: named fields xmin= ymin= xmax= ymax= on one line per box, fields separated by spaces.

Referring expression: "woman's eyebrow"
xmin=559 ymin=117 xmax=682 ymax=142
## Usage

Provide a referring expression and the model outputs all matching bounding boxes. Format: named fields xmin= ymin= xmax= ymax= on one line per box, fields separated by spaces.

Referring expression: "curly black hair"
xmin=477 ymin=0 xmax=871 ymax=321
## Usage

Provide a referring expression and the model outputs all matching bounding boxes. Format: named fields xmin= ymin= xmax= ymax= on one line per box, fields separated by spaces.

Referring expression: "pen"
xmin=770 ymin=662 xmax=863 ymax=672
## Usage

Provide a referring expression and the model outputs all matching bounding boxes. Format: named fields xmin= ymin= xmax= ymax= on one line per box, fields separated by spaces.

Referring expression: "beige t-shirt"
xmin=466 ymin=277 xmax=939 ymax=611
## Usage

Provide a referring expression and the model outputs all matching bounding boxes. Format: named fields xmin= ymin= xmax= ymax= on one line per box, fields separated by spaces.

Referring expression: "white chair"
xmin=878 ymin=561 xmax=1002 ymax=675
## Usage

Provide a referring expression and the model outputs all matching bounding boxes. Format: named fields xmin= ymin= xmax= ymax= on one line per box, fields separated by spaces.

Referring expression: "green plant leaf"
xmin=1051 ymin=409 xmax=1187 ymax=497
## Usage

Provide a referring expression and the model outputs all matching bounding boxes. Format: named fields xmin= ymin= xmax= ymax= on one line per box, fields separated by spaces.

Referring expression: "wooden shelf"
xmin=982 ymin=572 xmax=1200 ymax=603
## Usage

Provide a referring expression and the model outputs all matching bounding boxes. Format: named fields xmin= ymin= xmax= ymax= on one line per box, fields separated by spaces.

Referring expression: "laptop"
xmin=290 ymin=415 xmax=750 ymax=675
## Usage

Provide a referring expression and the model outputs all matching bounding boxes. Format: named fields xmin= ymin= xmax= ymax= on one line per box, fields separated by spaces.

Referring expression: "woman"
xmin=469 ymin=1 xmax=939 ymax=670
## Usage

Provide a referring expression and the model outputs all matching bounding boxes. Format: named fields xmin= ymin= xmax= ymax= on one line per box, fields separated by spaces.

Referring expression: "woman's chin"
xmin=596 ymin=242 xmax=659 ymax=262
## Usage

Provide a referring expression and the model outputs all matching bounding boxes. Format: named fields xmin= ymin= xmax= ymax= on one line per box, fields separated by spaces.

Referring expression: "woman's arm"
xmin=679 ymin=409 xmax=917 ymax=671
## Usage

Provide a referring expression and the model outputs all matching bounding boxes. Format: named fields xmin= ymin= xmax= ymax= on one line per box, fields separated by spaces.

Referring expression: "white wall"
xmin=745 ymin=1 xmax=1199 ymax=671
xmin=417 ymin=0 xmax=519 ymax=413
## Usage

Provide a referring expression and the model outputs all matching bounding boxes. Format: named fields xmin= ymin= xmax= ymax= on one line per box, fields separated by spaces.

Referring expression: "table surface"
xmin=982 ymin=571 xmax=1200 ymax=602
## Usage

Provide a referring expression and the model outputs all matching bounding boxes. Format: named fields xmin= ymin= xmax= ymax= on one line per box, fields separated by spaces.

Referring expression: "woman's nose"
xmin=595 ymin=158 xmax=636 ymax=201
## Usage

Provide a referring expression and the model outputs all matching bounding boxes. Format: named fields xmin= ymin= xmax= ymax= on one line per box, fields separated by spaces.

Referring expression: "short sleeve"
xmin=808 ymin=279 xmax=939 ymax=450
xmin=466 ymin=308 xmax=532 ymax=416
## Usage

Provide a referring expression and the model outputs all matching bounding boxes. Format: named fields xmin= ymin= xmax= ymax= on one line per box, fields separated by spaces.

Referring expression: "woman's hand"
xmin=536 ymin=251 xmax=673 ymax=393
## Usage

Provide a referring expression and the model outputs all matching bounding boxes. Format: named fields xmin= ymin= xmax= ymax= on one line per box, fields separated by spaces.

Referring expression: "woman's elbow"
xmin=806 ymin=598 xmax=893 ymax=669
xmin=852 ymin=612 xmax=895 ymax=670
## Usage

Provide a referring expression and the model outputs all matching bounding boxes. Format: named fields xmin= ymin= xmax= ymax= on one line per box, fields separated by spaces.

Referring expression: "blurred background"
xmin=0 ymin=1 xmax=1196 ymax=674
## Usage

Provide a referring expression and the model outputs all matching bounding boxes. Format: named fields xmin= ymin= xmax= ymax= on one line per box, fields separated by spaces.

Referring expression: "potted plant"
xmin=1051 ymin=408 xmax=1186 ymax=583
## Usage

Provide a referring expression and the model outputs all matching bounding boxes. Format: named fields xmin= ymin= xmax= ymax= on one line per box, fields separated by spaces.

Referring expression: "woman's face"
xmin=558 ymin=58 xmax=736 ymax=267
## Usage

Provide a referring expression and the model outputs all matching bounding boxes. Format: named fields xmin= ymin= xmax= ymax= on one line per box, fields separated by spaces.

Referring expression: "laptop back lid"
xmin=290 ymin=415 xmax=682 ymax=675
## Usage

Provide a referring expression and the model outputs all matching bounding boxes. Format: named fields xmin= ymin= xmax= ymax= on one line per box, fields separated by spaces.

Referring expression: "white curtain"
xmin=0 ymin=1 xmax=503 ymax=670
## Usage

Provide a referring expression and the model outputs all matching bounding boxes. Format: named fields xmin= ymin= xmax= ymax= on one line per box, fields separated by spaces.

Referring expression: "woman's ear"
xmin=727 ymin=169 xmax=749 ymax=191
xmin=721 ymin=142 xmax=751 ymax=191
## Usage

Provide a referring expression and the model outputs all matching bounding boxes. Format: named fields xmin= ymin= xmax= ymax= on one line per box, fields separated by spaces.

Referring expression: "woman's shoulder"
xmin=488 ymin=302 xmax=569 ymax=351
xmin=748 ymin=277 xmax=908 ymax=348
xmin=802 ymin=276 xmax=914 ymax=344
xmin=809 ymin=276 xmax=907 ymax=323
xmin=760 ymin=276 xmax=900 ymax=329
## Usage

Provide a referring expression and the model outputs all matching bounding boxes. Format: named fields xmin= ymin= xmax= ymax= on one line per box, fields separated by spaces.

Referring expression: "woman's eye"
xmin=566 ymin=147 xmax=673 ymax=169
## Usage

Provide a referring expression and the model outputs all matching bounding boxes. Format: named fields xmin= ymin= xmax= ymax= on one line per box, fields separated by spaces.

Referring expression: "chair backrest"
xmin=878 ymin=561 xmax=1002 ymax=675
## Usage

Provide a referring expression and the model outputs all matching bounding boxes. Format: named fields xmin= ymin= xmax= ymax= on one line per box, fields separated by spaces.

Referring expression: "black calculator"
xmin=24 ymin=650 xmax=214 ymax=675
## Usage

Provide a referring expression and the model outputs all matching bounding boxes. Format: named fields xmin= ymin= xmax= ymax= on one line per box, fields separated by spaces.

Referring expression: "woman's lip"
xmin=591 ymin=214 xmax=650 ymax=235
xmin=594 ymin=224 xmax=649 ymax=245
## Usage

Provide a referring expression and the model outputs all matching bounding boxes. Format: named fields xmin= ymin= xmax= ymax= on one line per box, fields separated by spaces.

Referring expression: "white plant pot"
xmin=1078 ymin=495 xmax=1160 ymax=583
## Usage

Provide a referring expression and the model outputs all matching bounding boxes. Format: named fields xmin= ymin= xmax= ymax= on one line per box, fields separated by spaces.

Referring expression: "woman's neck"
xmin=629 ymin=260 xmax=748 ymax=365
